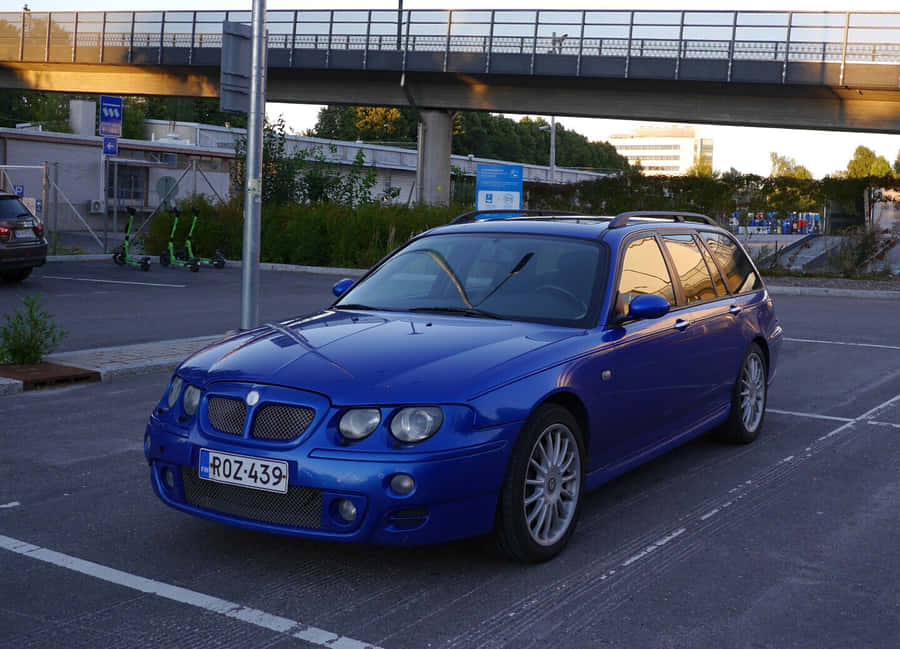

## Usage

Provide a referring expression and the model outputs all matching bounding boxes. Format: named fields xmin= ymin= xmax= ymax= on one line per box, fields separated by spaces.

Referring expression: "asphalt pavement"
xmin=1 ymin=256 xmax=900 ymax=649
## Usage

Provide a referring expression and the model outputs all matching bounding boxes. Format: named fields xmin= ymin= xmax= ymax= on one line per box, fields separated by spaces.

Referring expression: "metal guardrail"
xmin=0 ymin=9 xmax=898 ymax=83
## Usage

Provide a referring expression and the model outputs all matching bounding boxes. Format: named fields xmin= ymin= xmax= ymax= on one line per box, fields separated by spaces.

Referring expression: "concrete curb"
xmin=45 ymin=334 xmax=225 ymax=382
xmin=47 ymin=254 xmax=113 ymax=262
xmin=0 ymin=377 xmax=23 ymax=395
xmin=46 ymin=253 xmax=368 ymax=277
xmin=767 ymin=285 xmax=900 ymax=300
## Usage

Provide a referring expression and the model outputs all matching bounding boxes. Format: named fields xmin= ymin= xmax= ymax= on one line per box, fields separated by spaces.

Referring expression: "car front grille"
xmin=181 ymin=467 xmax=322 ymax=529
xmin=207 ymin=397 xmax=246 ymax=435
xmin=251 ymin=404 xmax=315 ymax=441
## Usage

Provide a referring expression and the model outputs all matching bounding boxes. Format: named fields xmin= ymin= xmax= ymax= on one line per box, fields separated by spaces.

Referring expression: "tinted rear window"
xmin=701 ymin=232 xmax=761 ymax=294
xmin=0 ymin=197 xmax=32 ymax=220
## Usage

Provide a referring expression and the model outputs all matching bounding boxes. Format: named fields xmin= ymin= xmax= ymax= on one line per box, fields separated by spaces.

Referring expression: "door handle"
xmin=729 ymin=305 xmax=742 ymax=315
xmin=674 ymin=319 xmax=690 ymax=331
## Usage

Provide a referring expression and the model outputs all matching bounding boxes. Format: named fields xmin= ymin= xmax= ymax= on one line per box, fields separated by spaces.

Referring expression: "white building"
xmin=608 ymin=126 xmax=713 ymax=176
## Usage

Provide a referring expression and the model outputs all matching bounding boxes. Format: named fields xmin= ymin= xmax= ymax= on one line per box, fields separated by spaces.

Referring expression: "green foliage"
xmin=144 ymin=197 xmax=460 ymax=269
xmin=769 ymin=152 xmax=811 ymax=179
xmin=0 ymin=295 xmax=67 ymax=365
xmin=0 ymin=89 xmax=72 ymax=132
xmin=312 ymin=106 xmax=629 ymax=172
xmin=894 ymin=150 xmax=900 ymax=176
xmin=847 ymin=146 xmax=892 ymax=179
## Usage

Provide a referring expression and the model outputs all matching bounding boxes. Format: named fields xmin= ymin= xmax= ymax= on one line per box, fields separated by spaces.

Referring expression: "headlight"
xmin=183 ymin=384 xmax=202 ymax=416
xmin=390 ymin=407 xmax=443 ymax=443
xmin=339 ymin=408 xmax=381 ymax=440
xmin=167 ymin=376 xmax=183 ymax=409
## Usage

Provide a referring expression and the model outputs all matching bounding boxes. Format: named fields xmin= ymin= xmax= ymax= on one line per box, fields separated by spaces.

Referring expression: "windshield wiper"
xmin=407 ymin=306 xmax=501 ymax=319
xmin=333 ymin=303 xmax=379 ymax=311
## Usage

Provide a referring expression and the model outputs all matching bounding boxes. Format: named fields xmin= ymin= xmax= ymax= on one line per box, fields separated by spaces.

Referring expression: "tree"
xmin=686 ymin=159 xmax=715 ymax=177
xmin=846 ymin=146 xmax=891 ymax=178
xmin=769 ymin=152 xmax=811 ymax=179
xmin=893 ymin=150 xmax=900 ymax=176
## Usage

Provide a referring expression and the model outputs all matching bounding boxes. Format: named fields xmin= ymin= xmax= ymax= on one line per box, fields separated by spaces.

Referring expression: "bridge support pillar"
xmin=416 ymin=110 xmax=452 ymax=205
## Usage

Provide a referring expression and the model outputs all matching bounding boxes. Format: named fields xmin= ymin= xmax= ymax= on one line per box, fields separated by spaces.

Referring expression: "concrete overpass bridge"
xmin=1 ymin=8 xmax=899 ymax=201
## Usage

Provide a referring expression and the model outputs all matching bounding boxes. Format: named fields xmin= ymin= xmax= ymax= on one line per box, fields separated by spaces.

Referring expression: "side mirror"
xmin=332 ymin=278 xmax=355 ymax=297
xmin=627 ymin=294 xmax=670 ymax=320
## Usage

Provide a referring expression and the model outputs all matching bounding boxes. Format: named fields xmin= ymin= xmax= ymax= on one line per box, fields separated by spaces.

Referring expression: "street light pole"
xmin=549 ymin=115 xmax=556 ymax=184
xmin=240 ymin=0 xmax=267 ymax=331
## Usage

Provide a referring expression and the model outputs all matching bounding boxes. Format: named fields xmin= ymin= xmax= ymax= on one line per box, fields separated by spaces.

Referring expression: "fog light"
xmin=337 ymin=499 xmax=357 ymax=522
xmin=390 ymin=474 xmax=415 ymax=495
xmin=162 ymin=467 xmax=175 ymax=489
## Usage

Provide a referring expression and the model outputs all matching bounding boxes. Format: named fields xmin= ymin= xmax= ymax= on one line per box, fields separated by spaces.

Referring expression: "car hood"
xmin=179 ymin=310 xmax=582 ymax=404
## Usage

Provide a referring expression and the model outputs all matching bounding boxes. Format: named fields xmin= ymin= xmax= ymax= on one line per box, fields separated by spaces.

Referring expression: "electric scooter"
xmin=159 ymin=207 xmax=199 ymax=272
xmin=182 ymin=207 xmax=226 ymax=269
xmin=112 ymin=207 xmax=151 ymax=271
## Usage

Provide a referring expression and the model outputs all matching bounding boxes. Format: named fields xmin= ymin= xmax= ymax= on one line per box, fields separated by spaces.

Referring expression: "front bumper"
xmin=145 ymin=417 xmax=516 ymax=546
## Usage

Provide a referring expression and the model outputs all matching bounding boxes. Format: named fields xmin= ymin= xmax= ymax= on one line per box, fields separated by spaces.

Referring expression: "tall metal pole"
xmin=549 ymin=116 xmax=556 ymax=184
xmin=241 ymin=0 xmax=267 ymax=331
xmin=396 ymin=0 xmax=403 ymax=50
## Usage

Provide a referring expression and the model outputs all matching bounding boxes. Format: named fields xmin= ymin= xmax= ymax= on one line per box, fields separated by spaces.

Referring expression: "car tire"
xmin=0 ymin=268 xmax=32 ymax=283
xmin=720 ymin=342 xmax=767 ymax=444
xmin=495 ymin=403 xmax=585 ymax=563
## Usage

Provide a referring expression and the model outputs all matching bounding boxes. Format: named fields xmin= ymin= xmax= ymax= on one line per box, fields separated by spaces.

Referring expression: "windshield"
xmin=335 ymin=232 xmax=607 ymax=327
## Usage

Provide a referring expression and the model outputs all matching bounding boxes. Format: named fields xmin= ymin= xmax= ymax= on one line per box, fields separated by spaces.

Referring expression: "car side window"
xmin=696 ymin=235 xmax=728 ymax=296
xmin=661 ymin=234 xmax=719 ymax=304
xmin=616 ymin=236 xmax=675 ymax=316
xmin=702 ymin=232 xmax=761 ymax=294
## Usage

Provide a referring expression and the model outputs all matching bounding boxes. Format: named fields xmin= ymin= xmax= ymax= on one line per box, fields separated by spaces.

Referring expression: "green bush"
xmin=0 ymin=295 xmax=67 ymax=365
xmin=145 ymin=198 xmax=460 ymax=269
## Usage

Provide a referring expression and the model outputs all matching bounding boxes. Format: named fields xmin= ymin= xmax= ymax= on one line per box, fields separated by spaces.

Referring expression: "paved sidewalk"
xmin=0 ymin=335 xmax=225 ymax=396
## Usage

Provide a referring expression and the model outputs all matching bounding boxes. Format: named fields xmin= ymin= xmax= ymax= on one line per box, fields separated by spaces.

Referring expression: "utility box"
xmin=69 ymin=99 xmax=96 ymax=136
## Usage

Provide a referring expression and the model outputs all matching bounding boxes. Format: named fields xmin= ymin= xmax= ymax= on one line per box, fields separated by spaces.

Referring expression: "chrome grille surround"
xmin=207 ymin=396 xmax=247 ymax=435
xmin=181 ymin=467 xmax=322 ymax=529
xmin=251 ymin=404 xmax=315 ymax=441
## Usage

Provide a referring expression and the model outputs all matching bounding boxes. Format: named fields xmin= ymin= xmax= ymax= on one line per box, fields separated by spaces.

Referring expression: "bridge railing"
xmin=1 ymin=9 xmax=898 ymax=80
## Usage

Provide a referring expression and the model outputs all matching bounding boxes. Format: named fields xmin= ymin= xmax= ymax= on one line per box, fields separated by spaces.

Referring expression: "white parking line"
xmin=785 ymin=337 xmax=900 ymax=351
xmin=0 ymin=534 xmax=382 ymax=649
xmin=767 ymin=409 xmax=853 ymax=423
xmin=43 ymin=275 xmax=186 ymax=288
xmin=0 ymin=502 xmax=20 ymax=509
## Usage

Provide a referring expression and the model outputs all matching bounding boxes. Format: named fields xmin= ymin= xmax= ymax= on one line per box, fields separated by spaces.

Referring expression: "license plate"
xmin=198 ymin=449 xmax=288 ymax=494
xmin=14 ymin=228 xmax=36 ymax=240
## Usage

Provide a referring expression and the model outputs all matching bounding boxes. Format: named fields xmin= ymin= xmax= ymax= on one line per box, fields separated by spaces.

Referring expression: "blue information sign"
xmin=35 ymin=199 xmax=43 ymax=214
xmin=475 ymin=164 xmax=523 ymax=214
xmin=13 ymin=184 xmax=24 ymax=197
xmin=103 ymin=137 xmax=119 ymax=156
xmin=99 ymin=95 xmax=123 ymax=137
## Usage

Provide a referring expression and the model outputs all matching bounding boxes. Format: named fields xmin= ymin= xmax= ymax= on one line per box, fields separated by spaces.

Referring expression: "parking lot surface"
xmin=2 ymin=266 xmax=899 ymax=648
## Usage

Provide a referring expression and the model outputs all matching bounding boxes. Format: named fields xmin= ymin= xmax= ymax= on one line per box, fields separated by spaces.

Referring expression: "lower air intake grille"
xmin=207 ymin=397 xmax=246 ymax=435
xmin=251 ymin=404 xmax=315 ymax=441
xmin=181 ymin=468 xmax=322 ymax=529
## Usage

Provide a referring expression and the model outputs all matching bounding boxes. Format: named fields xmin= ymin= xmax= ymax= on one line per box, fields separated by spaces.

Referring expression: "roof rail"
xmin=450 ymin=209 xmax=585 ymax=225
xmin=607 ymin=211 xmax=719 ymax=229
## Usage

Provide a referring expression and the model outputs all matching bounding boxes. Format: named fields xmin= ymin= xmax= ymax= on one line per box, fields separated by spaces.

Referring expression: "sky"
xmin=19 ymin=0 xmax=900 ymax=177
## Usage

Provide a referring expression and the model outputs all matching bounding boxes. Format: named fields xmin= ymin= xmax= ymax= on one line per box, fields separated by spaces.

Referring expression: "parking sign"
xmin=99 ymin=95 xmax=123 ymax=137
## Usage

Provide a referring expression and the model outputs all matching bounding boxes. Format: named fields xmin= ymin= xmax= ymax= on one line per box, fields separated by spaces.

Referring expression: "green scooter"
xmin=159 ymin=207 xmax=199 ymax=272
xmin=112 ymin=207 xmax=151 ymax=271
xmin=180 ymin=207 xmax=226 ymax=269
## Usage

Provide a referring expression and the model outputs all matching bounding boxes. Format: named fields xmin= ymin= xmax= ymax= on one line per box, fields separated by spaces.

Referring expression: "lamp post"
xmin=539 ymin=116 xmax=556 ymax=184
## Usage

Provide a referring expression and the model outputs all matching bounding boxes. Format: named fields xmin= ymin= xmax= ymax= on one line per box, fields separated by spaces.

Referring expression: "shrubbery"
xmin=142 ymin=197 xmax=460 ymax=269
xmin=0 ymin=295 xmax=67 ymax=365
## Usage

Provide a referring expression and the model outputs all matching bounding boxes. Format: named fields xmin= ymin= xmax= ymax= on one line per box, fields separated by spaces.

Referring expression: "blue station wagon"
xmin=145 ymin=210 xmax=782 ymax=562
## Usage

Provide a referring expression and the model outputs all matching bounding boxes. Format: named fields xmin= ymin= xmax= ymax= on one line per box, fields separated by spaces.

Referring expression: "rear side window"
xmin=616 ymin=236 xmax=675 ymax=315
xmin=661 ymin=234 xmax=719 ymax=303
xmin=702 ymin=232 xmax=761 ymax=294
